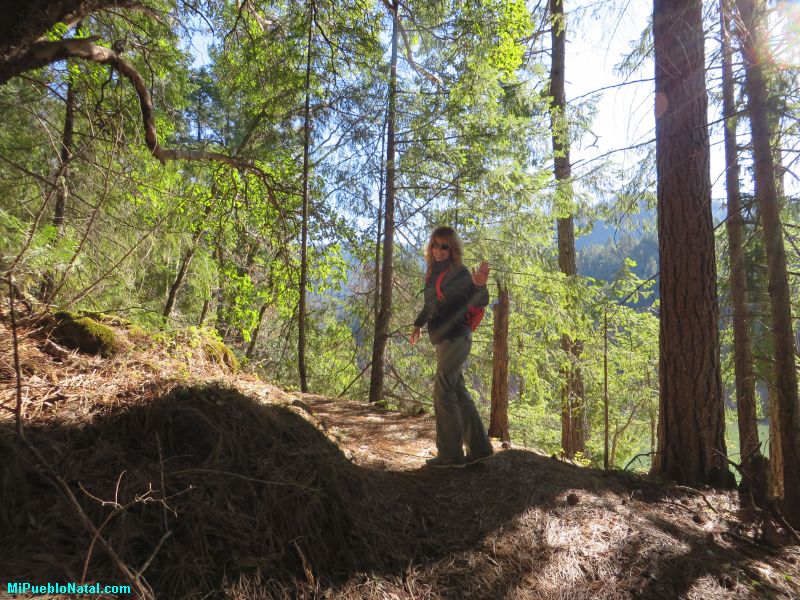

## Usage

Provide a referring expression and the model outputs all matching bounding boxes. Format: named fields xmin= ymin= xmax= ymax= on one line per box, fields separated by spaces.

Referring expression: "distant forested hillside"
xmin=576 ymin=210 xmax=658 ymax=306
xmin=576 ymin=204 xmax=729 ymax=303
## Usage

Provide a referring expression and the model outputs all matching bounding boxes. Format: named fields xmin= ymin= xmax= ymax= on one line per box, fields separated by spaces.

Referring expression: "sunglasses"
xmin=432 ymin=242 xmax=450 ymax=250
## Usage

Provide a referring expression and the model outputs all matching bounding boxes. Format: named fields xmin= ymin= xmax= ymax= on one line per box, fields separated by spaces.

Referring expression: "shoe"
xmin=465 ymin=452 xmax=493 ymax=466
xmin=425 ymin=456 xmax=466 ymax=469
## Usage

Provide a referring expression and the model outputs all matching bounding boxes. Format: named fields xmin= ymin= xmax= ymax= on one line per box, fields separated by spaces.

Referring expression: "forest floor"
xmin=1 ymin=313 xmax=799 ymax=599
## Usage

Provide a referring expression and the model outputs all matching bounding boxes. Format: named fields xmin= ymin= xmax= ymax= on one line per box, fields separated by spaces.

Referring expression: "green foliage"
xmin=0 ymin=210 xmax=77 ymax=283
xmin=5 ymin=0 xmax=792 ymax=481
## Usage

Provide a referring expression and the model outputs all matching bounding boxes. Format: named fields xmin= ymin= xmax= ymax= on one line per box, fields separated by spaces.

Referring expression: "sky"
xmin=567 ymin=1 xmax=655 ymax=186
xmin=567 ymin=0 xmax=800 ymax=205
xmin=186 ymin=1 xmax=800 ymax=209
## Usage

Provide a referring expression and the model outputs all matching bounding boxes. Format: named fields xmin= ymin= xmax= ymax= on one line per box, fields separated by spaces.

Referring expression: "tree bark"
xmin=720 ymin=0 xmax=766 ymax=502
xmin=549 ymin=0 xmax=585 ymax=458
xmin=652 ymin=0 xmax=731 ymax=486
xmin=368 ymin=0 xmax=399 ymax=404
xmin=373 ymin=193 xmax=383 ymax=326
xmin=53 ymin=71 xmax=75 ymax=236
xmin=735 ymin=0 xmax=800 ymax=522
xmin=489 ymin=284 xmax=510 ymax=442
xmin=0 ymin=0 xmax=145 ymax=84
xmin=768 ymin=378 xmax=784 ymax=498
xmin=298 ymin=0 xmax=314 ymax=393
xmin=373 ymin=115 xmax=387 ymax=328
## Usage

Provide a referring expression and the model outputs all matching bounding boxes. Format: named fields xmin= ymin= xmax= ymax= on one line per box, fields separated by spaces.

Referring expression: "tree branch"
xmin=4 ymin=39 xmax=246 ymax=168
xmin=4 ymin=37 xmax=292 ymax=219
xmin=381 ymin=0 xmax=441 ymax=86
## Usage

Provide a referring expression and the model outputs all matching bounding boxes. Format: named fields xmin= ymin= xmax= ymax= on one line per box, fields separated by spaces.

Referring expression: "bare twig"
xmin=337 ymin=360 xmax=372 ymax=398
xmin=672 ymin=485 xmax=719 ymax=514
xmin=136 ymin=530 xmax=173 ymax=579
xmin=775 ymin=510 xmax=800 ymax=545
xmin=167 ymin=468 xmax=306 ymax=488
xmin=156 ymin=433 xmax=169 ymax=531
xmin=66 ymin=194 xmax=188 ymax=305
xmin=624 ymin=451 xmax=654 ymax=471
xmin=46 ymin=119 xmax=121 ymax=304
xmin=80 ymin=506 xmax=124 ymax=584
xmin=4 ymin=169 xmax=61 ymax=277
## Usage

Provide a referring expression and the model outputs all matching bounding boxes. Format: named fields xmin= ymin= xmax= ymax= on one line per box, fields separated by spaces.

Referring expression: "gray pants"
xmin=433 ymin=334 xmax=493 ymax=460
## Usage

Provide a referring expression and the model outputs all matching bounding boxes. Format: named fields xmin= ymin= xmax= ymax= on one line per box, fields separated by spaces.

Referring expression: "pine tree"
xmin=651 ymin=0 xmax=731 ymax=486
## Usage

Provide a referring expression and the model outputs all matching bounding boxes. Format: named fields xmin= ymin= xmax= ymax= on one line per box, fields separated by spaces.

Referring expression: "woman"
xmin=411 ymin=226 xmax=494 ymax=468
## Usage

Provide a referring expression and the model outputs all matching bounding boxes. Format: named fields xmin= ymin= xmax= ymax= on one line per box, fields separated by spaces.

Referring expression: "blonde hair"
xmin=424 ymin=226 xmax=464 ymax=269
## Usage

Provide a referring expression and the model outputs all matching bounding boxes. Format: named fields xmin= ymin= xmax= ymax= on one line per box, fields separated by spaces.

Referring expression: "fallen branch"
xmin=337 ymin=360 xmax=372 ymax=398
xmin=42 ymin=339 xmax=72 ymax=359
xmin=672 ymin=484 xmax=719 ymax=514
xmin=775 ymin=509 xmax=800 ymax=545
xmin=136 ymin=530 xmax=173 ymax=579
xmin=649 ymin=498 xmax=704 ymax=521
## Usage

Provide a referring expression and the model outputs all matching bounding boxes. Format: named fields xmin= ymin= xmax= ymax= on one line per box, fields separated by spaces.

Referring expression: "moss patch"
xmin=53 ymin=311 xmax=121 ymax=358
xmin=78 ymin=311 xmax=134 ymax=329
xmin=201 ymin=336 xmax=239 ymax=371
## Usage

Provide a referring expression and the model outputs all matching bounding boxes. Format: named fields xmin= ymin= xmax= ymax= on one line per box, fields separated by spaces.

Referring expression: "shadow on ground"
xmin=0 ymin=385 xmax=797 ymax=599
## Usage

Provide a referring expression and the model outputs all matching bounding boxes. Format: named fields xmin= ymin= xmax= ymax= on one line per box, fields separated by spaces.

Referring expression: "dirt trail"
xmin=293 ymin=394 xmax=439 ymax=469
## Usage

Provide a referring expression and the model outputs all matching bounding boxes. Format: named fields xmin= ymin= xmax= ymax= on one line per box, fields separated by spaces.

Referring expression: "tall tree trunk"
xmin=768 ymin=378 xmax=784 ymax=498
xmin=373 ymin=115 xmax=387 ymax=328
xmin=163 ymin=201 xmax=212 ymax=321
xmin=246 ymin=302 xmax=269 ymax=360
xmin=163 ymin=245 xmax=197 ymax=320
xmin=368 ymin=0 xmax=399 ymax=404
xmin=649 ymin=407 xmax=656 ymax=457
xmin=489 ymin=284 xmax=510 ymax=442
xmin=549 ymin=0 xmax=585 ymax=458
xmin=735 ymin=0 xmax=800 ymax=522
xmin=646 ymin=364 xmax=656 ymax=459
xmin=298 ymin=0 xmax=314 ymax=393
xmin=652 ymin=0 xmax=731 ymax=486
xmin=373 ymin=197 xmax=383 ymax=326
xmin=720 ymin=0 xmax=767 ymax=502
xmin=40 ymin=62 xmax=76 ymax=303
xmin=198 ymin=299 xmax=210 ymax=326
xmin=604 ymin=309 xmax=609 ymax=469
xmin=764 ymin=7 xmax=788 ymax=506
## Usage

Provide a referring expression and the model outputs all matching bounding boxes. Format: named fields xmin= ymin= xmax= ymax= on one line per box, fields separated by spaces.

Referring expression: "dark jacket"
xmin=414 ymin=261 xmax=489 ymax=344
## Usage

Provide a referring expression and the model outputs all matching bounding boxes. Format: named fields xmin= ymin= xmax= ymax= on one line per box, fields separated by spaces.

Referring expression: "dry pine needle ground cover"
xmin=0 ymin=313 xmax=798 ymax=599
